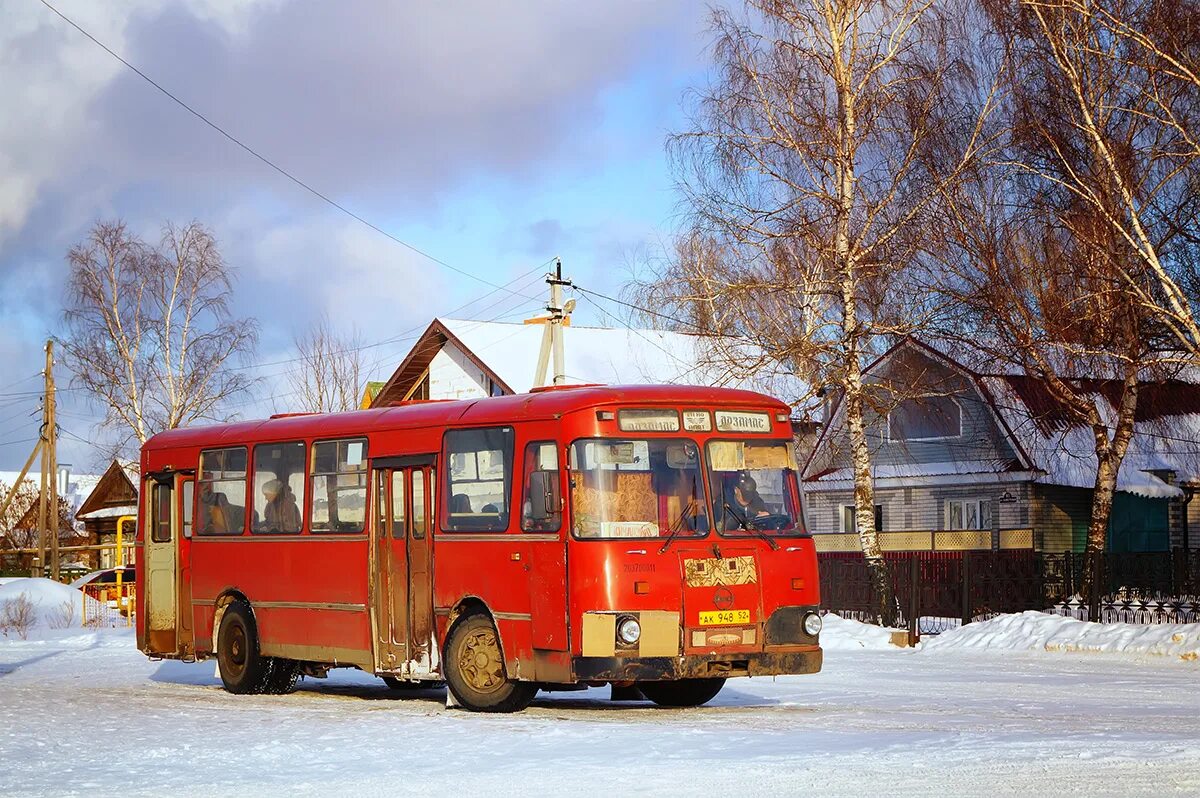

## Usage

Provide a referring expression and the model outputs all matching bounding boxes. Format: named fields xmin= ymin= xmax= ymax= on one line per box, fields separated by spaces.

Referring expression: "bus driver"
xmin=721 ymin=472 xmax=770 ymax=530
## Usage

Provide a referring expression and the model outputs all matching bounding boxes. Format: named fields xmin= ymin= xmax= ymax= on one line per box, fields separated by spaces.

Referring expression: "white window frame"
xmin=945 ymin=498 xmax=992 ymax=531
xmin=885 ymin=396 xmax=964 ymax=442
xmin=843 ymin=504 xmax=883 ymax=533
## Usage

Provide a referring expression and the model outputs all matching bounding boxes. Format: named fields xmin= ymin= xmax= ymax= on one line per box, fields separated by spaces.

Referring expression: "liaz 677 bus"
xmin=135 ymin=384 xmax=822 ymax=712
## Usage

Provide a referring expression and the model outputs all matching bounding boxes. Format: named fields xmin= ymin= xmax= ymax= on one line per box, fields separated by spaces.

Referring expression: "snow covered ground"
xmin=2 ymin=614 xmax=1197 ymax=797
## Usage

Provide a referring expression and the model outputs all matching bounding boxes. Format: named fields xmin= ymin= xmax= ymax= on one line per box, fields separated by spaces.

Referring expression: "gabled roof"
xmin=75 ymin=461 xmax=138 ymax=521
xmin=359 ymin=381 xmax=386 ymax=410
xmin=805 ymin=336 xmax=1200 ymax=498
xmin=372 ymin=317 xmax=809 ymax=408
xmin=13 ymin=496 xmax=75 ymax=533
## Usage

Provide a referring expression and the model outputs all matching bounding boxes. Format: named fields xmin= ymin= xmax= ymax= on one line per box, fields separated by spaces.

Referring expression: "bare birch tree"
xmin=60 ymin=221 xmax=258 ymax=458
xmin=0 ymin=479 xmax=75 ymax=569
xmin=287 ymin=316 xmax=365 ymax=413
xmin=1005 ymin=0 xmax=1200 ymax=355
xmin=933 ymin=0 xmax=1200 ymax=604
xmin=636 ymin=0 xmax=991 ymax=624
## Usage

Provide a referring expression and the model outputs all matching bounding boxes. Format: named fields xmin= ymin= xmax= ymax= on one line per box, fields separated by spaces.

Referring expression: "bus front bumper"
xmin=571 ymin=647 xmax=822 ymax=682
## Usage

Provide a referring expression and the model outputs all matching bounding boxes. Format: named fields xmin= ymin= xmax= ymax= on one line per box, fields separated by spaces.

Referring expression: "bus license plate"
xmin=699 ymin=610 xmax=750 ymax=626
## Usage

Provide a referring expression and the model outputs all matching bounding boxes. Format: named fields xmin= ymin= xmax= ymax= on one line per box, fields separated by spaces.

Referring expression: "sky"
xmin=0 ymin=0 xmax=712 ymax=472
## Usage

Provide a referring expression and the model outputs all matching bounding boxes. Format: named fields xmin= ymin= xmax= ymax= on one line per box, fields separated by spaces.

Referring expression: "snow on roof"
xmin=982 ymin=376 xmax=1200 ymax=498
xmin=812 ymin=338 xmax=1200 ymax=498
xmin=439 ymin=318 xmax=810 ymax=405
xmin=809 ymin=459 xmax=1021 ymax=485
xmin=75 ymin=504 xmax=138 ymax=521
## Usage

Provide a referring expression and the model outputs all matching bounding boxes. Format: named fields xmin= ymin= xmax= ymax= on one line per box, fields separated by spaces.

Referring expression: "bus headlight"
xmin=803 ymin=612 xmax=823 ymax=636
xmin=616 ymin=616 xmax=641 ymax=645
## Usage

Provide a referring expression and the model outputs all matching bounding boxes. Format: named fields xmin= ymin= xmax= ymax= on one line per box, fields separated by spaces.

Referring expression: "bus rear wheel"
xmin=639 ymin=678 xmax=726 ymax=708
xmin=444 ymin=614 xmax=536 ymax=713
xmin=264 ymin=658 xmax=300 ymax=694
xmin=216 ymin=600 xmax=272 ymax=694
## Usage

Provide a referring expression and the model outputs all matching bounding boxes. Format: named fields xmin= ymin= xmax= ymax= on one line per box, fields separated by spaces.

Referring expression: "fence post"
xmin=908 ymin=555 xmax=920 ymax=646
xmin=1087 ymin=551 xmax=1102 ymax=622
xmin=961 ymin=551 xmax=971 ymax=627
xmin=1171 ymin=549 xmax=1182 ymax=597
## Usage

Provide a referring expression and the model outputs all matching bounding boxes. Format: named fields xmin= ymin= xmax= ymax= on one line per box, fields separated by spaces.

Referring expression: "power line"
xmin=36 ymin=0 xmax=541 ymax=302
xmin=573 ymin=285 xmax=703 ymax=333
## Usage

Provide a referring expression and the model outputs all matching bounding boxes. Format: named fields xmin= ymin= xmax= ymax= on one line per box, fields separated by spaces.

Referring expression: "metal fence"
xmin=81 ymin=582 xmax=135 ymax=628
xmin=819 ymin=550 xmax=1200 ymax=640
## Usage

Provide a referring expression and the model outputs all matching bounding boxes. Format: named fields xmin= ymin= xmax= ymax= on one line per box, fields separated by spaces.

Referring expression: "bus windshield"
xmin=570 ymin=438 xmax=708 ymax=539
xmin=707 ymin=440 xmax=804 ymax=536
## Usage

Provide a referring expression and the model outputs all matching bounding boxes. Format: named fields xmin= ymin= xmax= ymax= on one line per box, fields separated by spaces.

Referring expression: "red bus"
xmin=136 ymin=384 xmax=822 ymax=711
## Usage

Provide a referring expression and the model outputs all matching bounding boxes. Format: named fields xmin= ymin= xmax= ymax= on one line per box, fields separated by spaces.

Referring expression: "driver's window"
xmin=521 ymin=441 xmax=561 ymax=532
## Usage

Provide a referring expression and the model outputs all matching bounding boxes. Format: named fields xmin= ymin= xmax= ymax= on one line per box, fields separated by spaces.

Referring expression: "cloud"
xmin=0 ymin=0 xmax=705 ymax=467
xmin=57 ymin=1 xmax=691 ymax=211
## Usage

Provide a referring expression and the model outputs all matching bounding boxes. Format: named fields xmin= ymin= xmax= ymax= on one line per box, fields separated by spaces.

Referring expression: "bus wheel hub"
xmin=460 ymin=629 xmax=502 ymax=692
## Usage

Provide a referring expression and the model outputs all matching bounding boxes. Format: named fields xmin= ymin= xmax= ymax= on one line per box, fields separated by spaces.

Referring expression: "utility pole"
xmin=47 ymin=340 xmax=59 ymax=581
xmin=34 ymin=340 xmax=57 ymax=580
xmin=528 ymin=259 xmax=574 ymax=388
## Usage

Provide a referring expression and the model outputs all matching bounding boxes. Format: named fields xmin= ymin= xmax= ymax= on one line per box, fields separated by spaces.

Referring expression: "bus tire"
xmin=639 ymin=678 xmax=726 ymax=708
xmin=216 ymin=600 xmax=272 ymax=695
xmin=264 ymin=658 xmax=300 ymax=695
xmin=443 ymin=613 xmax=536 ymax=713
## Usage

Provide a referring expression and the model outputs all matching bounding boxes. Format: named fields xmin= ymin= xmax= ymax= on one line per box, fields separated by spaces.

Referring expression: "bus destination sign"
xmin=714 ymin=410 xmax=772 ymax=433
xmin=618 ymin=409 xmax=680 ymax=432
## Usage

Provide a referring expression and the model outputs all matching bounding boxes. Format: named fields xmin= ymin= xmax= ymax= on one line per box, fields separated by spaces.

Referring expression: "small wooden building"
xmin=75 ymin=461 xmax=139 ymax=569
xmin=3 ymin=497 xmax=79 ymax=573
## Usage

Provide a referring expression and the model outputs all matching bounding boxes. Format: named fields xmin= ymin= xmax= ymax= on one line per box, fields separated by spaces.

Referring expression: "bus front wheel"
xmin=216 ymin=600 xmax=273 ymax=695
xmin=444 ymin=613 xmax=536 ymax=713
xmin=639 ymin=678 xmax=726 ymax=708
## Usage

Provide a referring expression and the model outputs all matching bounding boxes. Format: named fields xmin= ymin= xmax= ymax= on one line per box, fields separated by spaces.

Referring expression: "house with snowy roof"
xmin=803 ymin=338 xmax=1200 ymax=554
xmin=370 ymin=317 xmax=807 ymax=406
xmin=1 ymin=467 xmax=102 ymax=573
xmin=74 ymin=461 xmax=139 ymax=569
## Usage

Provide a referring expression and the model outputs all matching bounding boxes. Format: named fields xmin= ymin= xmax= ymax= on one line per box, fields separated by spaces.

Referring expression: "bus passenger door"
xmin=144 ymin=478 xmax=178 ymax=654
xmin=175 ymin=475 xmax=195 ymax=657
xmin=371 ymin=469 xmax=409 ymax=670
xmin=407 ymin=466 xmax=435 ymax=673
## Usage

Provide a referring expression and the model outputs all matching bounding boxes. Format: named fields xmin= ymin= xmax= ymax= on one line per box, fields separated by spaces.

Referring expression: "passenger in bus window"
xmin=200 ymin=484 xmax=232 ymax=534
xmin=260 ymin=479 xmax=301 ymax=533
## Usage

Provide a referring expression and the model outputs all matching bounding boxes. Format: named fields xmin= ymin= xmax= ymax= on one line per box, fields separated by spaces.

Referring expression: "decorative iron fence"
xmin=819 ymin=550 xmax=1200 ymax=639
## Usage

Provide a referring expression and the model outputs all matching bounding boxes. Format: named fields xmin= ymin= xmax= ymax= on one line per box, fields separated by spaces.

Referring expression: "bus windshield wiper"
xmin=723 ymin=501 xmax=780 ymax=550
xmin=659 ymin=497 xmax=696 ymax=554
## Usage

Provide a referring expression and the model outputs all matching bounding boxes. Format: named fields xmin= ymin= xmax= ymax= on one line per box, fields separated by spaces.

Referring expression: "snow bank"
xmin=924 ymin=610 xmax=1200 ymax=660
xmin=820 ymin=613 xmax=905 ymax=650
xmin=0 ymin=578 xmax=103 ymax=635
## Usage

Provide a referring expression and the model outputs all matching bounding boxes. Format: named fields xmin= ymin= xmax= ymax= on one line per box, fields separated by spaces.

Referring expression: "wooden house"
xmin=804 ymin=339 xmax=1200 ymax=553
xmin=75 ymin=461 xmax=139 ymax=568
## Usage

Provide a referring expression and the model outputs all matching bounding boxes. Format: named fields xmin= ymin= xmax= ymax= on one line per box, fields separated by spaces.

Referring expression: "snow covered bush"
xmin=47 ymin=599 xmax=77 ymax=630
xmin=1 ymin=594 xmax=37 ymax=640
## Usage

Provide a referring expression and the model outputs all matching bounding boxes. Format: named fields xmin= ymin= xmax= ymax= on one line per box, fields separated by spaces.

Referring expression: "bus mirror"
xmin=528 ymin=470 xmax=559 ymax=520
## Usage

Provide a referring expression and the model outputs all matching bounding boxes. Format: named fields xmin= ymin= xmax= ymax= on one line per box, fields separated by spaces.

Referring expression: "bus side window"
xmin=181 ymin=480 xmax=194 ymax=539
xmin=310 ymin=438 xmax=368 ymax=533
xmin=443 ymin=427 xmax=513 ymax=532
xmin=391 ymin=470 xmax=406 ymax=537
xmin=412 ymin=470 xmax=427 ymax=539
xmin=251 ymin=441 xmax=306 ymax=534
xmin=197 ymin=447 xmax=248 ymax=535
xmin=152 ymin=482 xmax=172 ymax=542
xmin=521 ymin=441 xmax=561 ymax=533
